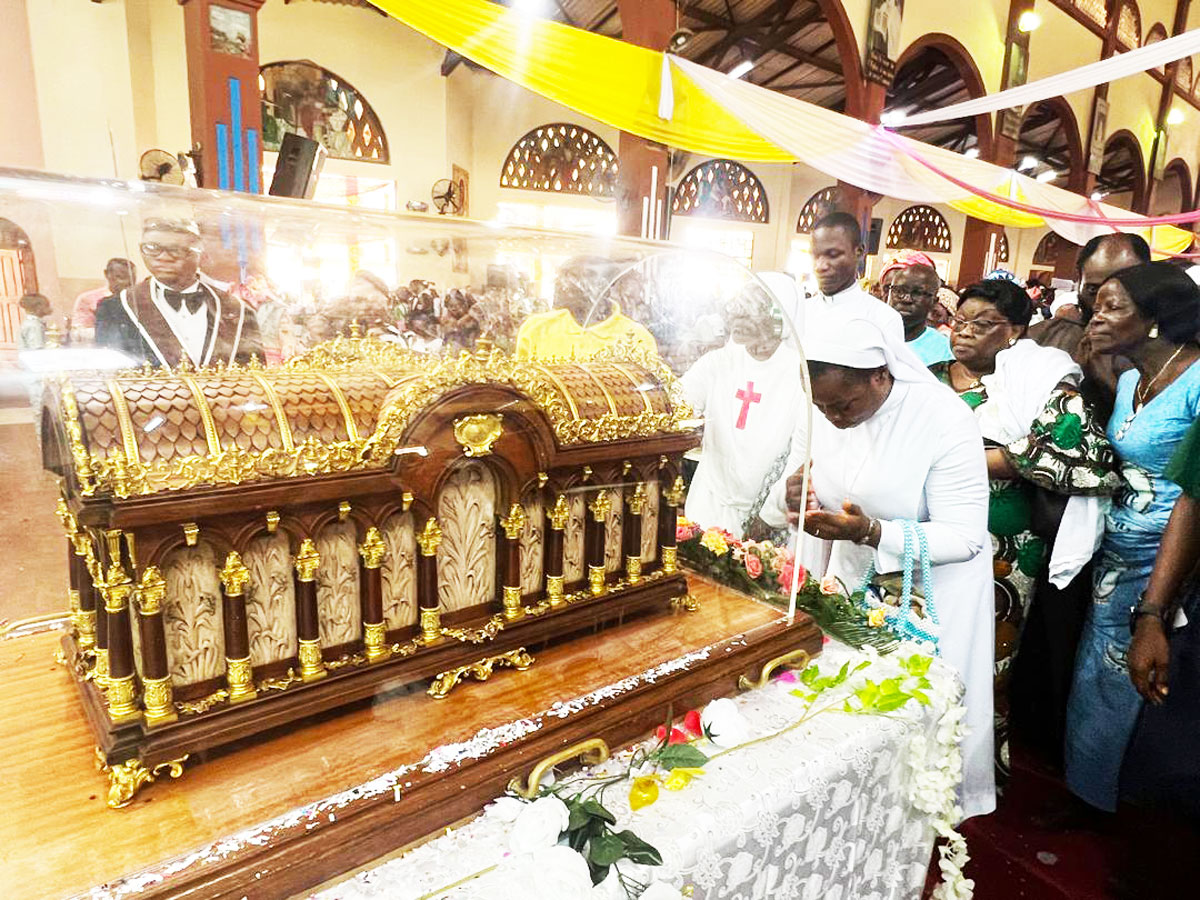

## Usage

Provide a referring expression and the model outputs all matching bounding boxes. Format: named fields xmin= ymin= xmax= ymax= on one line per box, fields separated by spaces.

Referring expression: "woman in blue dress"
xmin=1066 ymin=261 xmax=1200 ymax=812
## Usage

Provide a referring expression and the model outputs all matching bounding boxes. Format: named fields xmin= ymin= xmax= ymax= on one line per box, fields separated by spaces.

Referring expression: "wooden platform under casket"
xmin=3 ymin=577 xmax=821 ymax=900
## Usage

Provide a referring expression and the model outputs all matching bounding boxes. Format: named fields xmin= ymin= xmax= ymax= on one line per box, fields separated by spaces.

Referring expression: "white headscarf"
xmin=803 ymin=310 xmax=938 ymax=385
xmin=976 ymin=339 xmax=1081 ymax=443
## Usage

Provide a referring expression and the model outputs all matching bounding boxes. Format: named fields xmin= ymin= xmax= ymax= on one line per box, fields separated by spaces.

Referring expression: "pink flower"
xmin=776 ymin=560 xmax=794 ymax=592
xmin=744 ymin=553 xmax=763 ymax=579
xmin=682 ymin=709 xmax=703 ymax=736
xmin=820 ymin=575 xmax=842 ymax=595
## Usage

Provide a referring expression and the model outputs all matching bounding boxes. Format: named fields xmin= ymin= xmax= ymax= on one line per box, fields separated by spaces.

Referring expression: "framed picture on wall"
xmin=1087 ymin=96 xmax=1109 ymax=176
xmin=865 ymin=0 xmax=904 ymax=85
xmin=209 ymin=5 xmax=252 ymax=58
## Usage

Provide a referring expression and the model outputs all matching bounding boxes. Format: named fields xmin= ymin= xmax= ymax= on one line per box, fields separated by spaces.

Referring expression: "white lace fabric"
xmin=317 ymin=641 xmax=968 ymax=900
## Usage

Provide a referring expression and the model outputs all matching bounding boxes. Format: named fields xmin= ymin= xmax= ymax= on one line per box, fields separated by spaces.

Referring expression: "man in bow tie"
xmin=96 ymin=218 xmax=263 ymax=368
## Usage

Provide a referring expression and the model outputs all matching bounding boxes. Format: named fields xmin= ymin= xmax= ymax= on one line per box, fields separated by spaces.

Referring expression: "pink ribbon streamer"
xmin=880 ymin=127 xmax=1200 ymax=228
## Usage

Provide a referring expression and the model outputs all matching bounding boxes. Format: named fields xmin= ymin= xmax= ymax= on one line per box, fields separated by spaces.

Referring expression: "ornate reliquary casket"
xmin=44 ymin=337 xmax=699 ymax=807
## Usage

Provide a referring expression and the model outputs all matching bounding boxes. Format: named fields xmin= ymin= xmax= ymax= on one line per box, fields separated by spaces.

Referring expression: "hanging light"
xmin=728 ymin=59 xmax=757 ymax=79
xmin=1168 ymin=107 xmax=1186 ymax=126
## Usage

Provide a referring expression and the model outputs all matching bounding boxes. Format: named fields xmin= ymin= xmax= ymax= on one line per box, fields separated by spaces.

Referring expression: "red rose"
xmin=654 ymin=725 xmax=689 ymax=745
xmin=683 ymin=709 xmax=703 ymax=736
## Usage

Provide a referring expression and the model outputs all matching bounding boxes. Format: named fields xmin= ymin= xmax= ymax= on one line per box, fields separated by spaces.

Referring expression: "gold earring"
xmin=1149 ymin=325 xmax=1159 ymax=339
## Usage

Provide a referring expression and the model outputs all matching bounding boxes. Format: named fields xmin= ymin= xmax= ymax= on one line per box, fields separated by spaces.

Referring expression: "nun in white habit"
xmin=783 ymin=314 xmax=997 ymax=820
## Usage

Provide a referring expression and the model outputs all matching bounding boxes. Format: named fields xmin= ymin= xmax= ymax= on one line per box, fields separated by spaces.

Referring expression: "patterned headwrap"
xmin=984 ymin=268 xmax=1024 ymax=286
xmin=879 ymin=250 xmax=938 ymax=283
xmin=936 ymin=286 xmax=960 ymax=314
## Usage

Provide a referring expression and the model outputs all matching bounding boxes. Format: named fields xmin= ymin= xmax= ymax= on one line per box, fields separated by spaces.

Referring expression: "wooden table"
xmin=0 ymin=578 xmax=818 ymax=900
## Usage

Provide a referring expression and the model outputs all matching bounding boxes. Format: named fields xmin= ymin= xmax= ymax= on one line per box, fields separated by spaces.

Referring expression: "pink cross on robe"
xmin=734 ymin=381 xmax=762 ymax=429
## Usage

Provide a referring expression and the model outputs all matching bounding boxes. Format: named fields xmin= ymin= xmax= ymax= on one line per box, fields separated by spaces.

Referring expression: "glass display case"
xmin=0 ymin=168 xmax=813 ymax=799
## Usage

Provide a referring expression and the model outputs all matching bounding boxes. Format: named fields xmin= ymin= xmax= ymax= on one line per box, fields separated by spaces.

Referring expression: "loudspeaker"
xmin=269 ymin=134 xmax=325 ymax=199
xmin=866 ymin=217 xmax=884 ymax=255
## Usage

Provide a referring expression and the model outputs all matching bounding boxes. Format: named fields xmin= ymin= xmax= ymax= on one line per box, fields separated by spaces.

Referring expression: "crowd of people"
xmin=680 ymin=213 xmax=1199 ymax=843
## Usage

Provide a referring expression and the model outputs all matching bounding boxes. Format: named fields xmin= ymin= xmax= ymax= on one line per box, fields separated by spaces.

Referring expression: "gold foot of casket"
xmin=671 ymin=593 xmax=701 ymax=613
xmin=96 ymin=752 xmax=190 ymax=809
xmin=427 ymin=647 xmax=534 ymax=699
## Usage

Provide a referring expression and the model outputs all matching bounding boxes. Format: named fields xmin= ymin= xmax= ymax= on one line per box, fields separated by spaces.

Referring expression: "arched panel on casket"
xmin=316 ymin=520 xmax=362 ymax=648
xmin=244 ymin=531 xmax=298 ymax=667
xmin=436 ymin=461 xmax=497 ymax=613
xmin=380 ymin=512 xmax=417 ymax=631
xmin=161 ymin=541 xmax=226 ymax=687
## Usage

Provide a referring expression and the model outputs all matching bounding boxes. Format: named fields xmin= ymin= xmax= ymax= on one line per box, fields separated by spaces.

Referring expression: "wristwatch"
xmin=1129 ymin=597 xmax=1170 ymax=635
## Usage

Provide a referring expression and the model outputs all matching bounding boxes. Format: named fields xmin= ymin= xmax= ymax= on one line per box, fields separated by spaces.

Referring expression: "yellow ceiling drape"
xmin=371 ymin=0 xmax=1196 ymax=255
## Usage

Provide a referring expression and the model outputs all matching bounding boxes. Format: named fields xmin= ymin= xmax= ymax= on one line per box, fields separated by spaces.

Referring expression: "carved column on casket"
xmin=544 ymin=494 xmax=569 ymax=606
xmin=102 ymin=531 xmax=141 ymax=725
xmin=56 ymin=499 xmax=99 ymax=653
xmin=623 ymin=483 xmax=646 ymax=585
xmin=358 ymin=527 xmax=389 ymax=663
xmin=136 ymin=567 xmax=177 ymax=726
xmin=416 ymin=518 xmax=443 ymax=644
xmin=660 ymin=476 xmax=685 ymax=575
xmin=499 ymin=503 xmax=526 ymax=621
xmin=293 ymin=539 xmax=326 ymax=682
xmin=586 ymin=491 xmax=611 ymax=596
xmin=219 ymin=551 xmax=257 ymax=703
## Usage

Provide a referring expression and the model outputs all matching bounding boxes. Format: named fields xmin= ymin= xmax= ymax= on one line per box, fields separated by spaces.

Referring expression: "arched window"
xmin=499 ymin=123 xmax=618 ymax=197
xmin=672 ymin=159 xmax=769 ymax=223
xmin=997 ymin=232 xmax=1010 ymax=264
xmin=260 ymin=61 xmax=388 ymax=162
xmin=1074 ymin=0 xmax=1108 ymax=29
xmin=796 ymin=186 xmax=842 ymax=233
xmin=1145 ymin=23 xmax=1167 ymax=73
xmin=1116 ymin=1 xmax=1141 ymax=49
xmin=1032 ymin=231 xmax=1078 ymax=267
xmin=886 ymin=205 xmax=952 ymax=253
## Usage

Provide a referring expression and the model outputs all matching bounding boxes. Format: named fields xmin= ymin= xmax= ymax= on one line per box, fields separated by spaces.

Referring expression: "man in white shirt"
xmin=680 ymin=285 xmax=803 ymax=535
xmin=807 ymin=211 xmax=905 ymax=343
xmin=96 ymin=218 xmax=262 ymax=368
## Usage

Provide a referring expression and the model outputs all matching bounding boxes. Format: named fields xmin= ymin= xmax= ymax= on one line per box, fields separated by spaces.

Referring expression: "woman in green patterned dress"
xmin=945 ymin=279 xmax=1120 ymax=777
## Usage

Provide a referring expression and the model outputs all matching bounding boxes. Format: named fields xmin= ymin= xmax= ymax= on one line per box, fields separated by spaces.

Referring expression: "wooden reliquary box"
xmin=43 ymin=337 xmax=701 ymax=807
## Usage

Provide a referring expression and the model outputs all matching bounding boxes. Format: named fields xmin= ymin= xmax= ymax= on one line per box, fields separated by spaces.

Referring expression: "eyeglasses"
xmin=140 ymin=242 xmax=200 ymax=260
xmin=1078 ymin=282 xmax=1101 ymax=299
xmin=885 ymin=285 xmax=935 ymax=301
xmin=950 ymin=315 xmax=1009 ymax=334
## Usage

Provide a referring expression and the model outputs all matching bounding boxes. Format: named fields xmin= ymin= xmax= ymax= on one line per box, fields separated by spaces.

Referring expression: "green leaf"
xmin=799 ymin=664 xmax=821 ymax=687
xmin=880 ymin=677 xmax=902 ymax=695
xmin=581 ymin=797 xmax=617 ymax=825
xmin=588 ymin=832 xmax=626 ymax=866
xmin=853 ymin=660 xmax=872 ymax=674
xmin=874 ymin=693 xmax=913 ymax=712
xmin=566 ymin=798 xmax=590 ymax=831
xmin=909 ymin=689 xmax=931 ymax=706
xmin=587 ymin=859 xmax=611 ymax=886
xmin=831 ymin=661 xmax=851 ymax=686
xmin=656 ymin=743 xmax=709 ymax=770
xmin=842 ymin=699 xmax=854 ymax=713
xmin=855 ymin=680 xmax=880 ymax=709
xmin=902 ymin=655 xmax=932 ymax=677
xmin=617 ymin=830 xmax=664 ymax=866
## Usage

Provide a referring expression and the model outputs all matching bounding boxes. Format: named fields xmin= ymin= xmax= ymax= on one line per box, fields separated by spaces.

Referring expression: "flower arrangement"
xmin=675 ymin=518 xmax=901 ymax=651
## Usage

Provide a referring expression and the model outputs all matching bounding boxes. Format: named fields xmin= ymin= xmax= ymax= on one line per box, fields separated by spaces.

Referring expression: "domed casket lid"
xmin=43 ymin=335 xmax=698 ymax=501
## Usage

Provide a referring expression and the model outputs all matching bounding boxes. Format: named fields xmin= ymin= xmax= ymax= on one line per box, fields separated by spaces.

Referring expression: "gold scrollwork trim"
xmin=507 ymin=738 xmax=610 ymax=799
xmin=60 ymin=379 xmax=96 ymax=496
xmin=738 ymin=648 xmax=811 ymax=692
xmin=104 ymin=379 xmax=141 ymax=467
xmin=248 ymin=371 xmax=295 ymax=451
xmin=427 ymin=647 xmax=534 ymax=700
xmin=453 ymin=413 xmax=504 ymax=457
xmin=101 ymin=755 xmax=189 ymax=809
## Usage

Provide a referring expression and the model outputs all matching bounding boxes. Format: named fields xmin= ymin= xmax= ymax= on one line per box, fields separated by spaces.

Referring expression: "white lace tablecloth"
xmin=314 ymin=641 xmax=965 ymax=900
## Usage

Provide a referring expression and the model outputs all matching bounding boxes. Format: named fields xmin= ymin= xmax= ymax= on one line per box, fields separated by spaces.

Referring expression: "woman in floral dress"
xmin=945 ymin=279 xmax=1118 ymax=776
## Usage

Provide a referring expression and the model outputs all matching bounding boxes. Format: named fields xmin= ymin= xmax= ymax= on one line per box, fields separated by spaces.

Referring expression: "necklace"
xmin=1134 ymin=345 xmax=1185 ymax=411
xmin=950 ymin=362 xmax=982 ymax=393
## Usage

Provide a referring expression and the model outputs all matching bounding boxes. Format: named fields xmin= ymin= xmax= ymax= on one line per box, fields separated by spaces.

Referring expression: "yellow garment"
xmin=515 ymin=306 xmax=657 ymax=360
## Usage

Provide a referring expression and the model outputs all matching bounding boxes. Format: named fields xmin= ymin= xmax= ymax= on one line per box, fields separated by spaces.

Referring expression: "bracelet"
xmin=856 ymin=518 xmax=880 ymax=546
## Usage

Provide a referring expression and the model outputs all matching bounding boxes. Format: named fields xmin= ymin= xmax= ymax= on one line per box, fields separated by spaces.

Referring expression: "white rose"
xmin=640 ymin=882 xmax=685 ymax=900
xmin=488 ymin=796 xmax=526 ymax=823
xmin=520 ymin=845 xmax=594 ymax=897
xmin=700 ymin=697 xmax=750 ymax=748
xmin=508 ymin=795 xmax=570 ymax=855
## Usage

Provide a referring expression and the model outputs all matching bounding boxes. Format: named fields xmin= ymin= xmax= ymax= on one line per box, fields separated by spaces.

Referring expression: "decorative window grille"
xmin=260 ymin=61 xmax=388 ymax=162
xmin=1075 ymin=0 xmax=1109 ymax=30
xmin=796 ymin=186 xmax=842 ymax=233
xmin=885 ymin=205 xmax=953 ymax=253
xmin=671 ymin=159 xmax=769 ymax=223
xmin=997 ymin=232 xmax=1010 ymax=263
xmin=499 ymin=123 xmax=618 ymax=197
xmin=1116 ymin=1 xmax=1141 ymax=48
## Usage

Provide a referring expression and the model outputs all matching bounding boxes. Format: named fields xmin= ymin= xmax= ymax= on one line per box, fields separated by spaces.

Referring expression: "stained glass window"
xmin=885 ymin=205 xmax=953 ymax=253
xmin=499 ymin=124 xmax=618 ymax=197
xmin=260 ymin=61 xmax=388 ymax=163
xmin=997 ymin=232 xmax=1010 ymax=264
xmin=1176 ymin=56 xmax=1193 ymax=92
xmin=796 ymin=186 xmax=842 ymax=233
xmin=671 ymin=160 xmax=769 ymax=224
xmin=1032 ymin=231 xmax=1077 ymax=266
